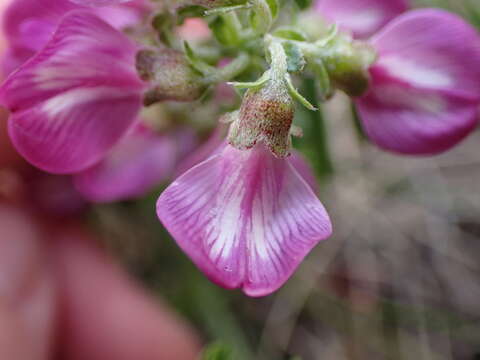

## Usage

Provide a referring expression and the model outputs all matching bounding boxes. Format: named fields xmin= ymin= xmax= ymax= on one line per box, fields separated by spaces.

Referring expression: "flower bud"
xmin=136 ymin=48 xmax=207 ymax=105
xmin=317 ymin=35 xmax=376 ymax=97
xmin=228 ymin=77 xmax=295 ymax=158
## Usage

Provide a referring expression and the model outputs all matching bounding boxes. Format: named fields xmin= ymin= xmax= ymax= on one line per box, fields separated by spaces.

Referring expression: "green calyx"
xmin=228 ymin=41 xmax=310 ymax=158
xmin=310 ymin=34 xmax=377 ymax=97
xmin=136 ymin=48 xmax=207 ymax=105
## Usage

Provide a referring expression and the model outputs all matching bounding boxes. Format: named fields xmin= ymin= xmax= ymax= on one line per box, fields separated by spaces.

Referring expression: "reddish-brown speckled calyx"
xmin=228 ymin=78 xmax=294 ymax=158
xmin=136 ymin=48 xmax=206 ymax=105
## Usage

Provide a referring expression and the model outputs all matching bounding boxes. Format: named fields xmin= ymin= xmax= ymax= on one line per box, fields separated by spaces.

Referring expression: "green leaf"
xmin=315 ymin=24 xmax=338 ymax=46
xmin=282 ymin=41 xmax=306 ymax=73
xmin=265 ymin=0 xmax=279 ymax=18
xmin=228 ymin=70 xmax=271 ymax=89
xmin=285 ymin=74 xmax=317 ymax=111
xmin=151 ymin=13 xmax=175 ymax=46
xmin=201 ymin=343 xmax=234 ymax=360
xmin=309 ymin=59 xmax=332 ymax=100
xmin=204 ymin=3 xmax=251 ymax=16
xmin=273 ymin=27 xmax=307 ymax=41
xmin=249 ymin=0 xmax=273 ymax=34
xmin=208 ymin=16 xmax=239 ymax=45
xmin=294 ymin=0 xmax=311 ymax=10
xmin=177 ymin=5 xmax=207 ymax=21
xmin=183 ymin=41 xmax=214 ymax=75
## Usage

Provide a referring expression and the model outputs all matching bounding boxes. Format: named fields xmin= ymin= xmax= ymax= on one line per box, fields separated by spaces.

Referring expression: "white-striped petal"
xmin=157 ymin=144 xmax=332 ymax=296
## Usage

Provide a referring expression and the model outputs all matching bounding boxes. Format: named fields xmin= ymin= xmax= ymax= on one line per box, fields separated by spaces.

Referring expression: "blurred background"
xmin=2 ymin=0 xmax=480 ymax=359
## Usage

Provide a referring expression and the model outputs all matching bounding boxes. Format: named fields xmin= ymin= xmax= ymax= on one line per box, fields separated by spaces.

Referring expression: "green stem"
xmin=203 ymin=52 xmax=251 ymax=84
xmin=297 ymin=78 xmax=334 ymax=178
xmin=350 ymin=102 xmax=367 ymax=144
xmin=267 ymin=40 xmax=288 ymax=81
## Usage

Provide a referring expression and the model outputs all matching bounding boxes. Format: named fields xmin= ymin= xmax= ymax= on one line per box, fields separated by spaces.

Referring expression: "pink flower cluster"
xmin=1 ymin=0 xmax=480 ymax=296
xmin=0 ymin=0 xmax=195 ymax=202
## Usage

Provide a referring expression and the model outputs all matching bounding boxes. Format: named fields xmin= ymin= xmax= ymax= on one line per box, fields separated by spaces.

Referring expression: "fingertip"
xmin=53 ymin=230 xmax=201 ymax=360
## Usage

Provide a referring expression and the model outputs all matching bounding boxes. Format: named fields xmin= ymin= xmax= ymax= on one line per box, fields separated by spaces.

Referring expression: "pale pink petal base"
xmin=0 ymin=11 xmax=144 ymax=173
xmin=157 ymin=145 xmax=332 ymax=297
xmin=315 ymin=0 xmax=409 ymax=38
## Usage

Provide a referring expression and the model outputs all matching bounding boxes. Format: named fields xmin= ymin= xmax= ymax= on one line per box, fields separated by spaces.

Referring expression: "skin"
xmin=0 ymin=205 xmax=201 ymax=360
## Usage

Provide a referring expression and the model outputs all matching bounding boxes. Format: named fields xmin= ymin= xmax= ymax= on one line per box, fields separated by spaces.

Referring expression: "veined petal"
xmin=289 ymin=151 xmax=318 ymax=193
xmin=315 ymin=0 xmax=409 ymax=39
xmin=157 ymin=144 xmax=332 ymax=297
xmin=174 ymin=124 xmax=228 ymax=177
xmin=2 ymin=0 xmax=76 ymax=74
xmin=0 ymin=11 xmax=144 ymax=173
xmin=356 ymin=10 xmax=480 ymax=155
xmin=74 ymin=124 xmax=177 ymax=202
xmin=356 ymin=84 xmax=479 ymax=155
xmin=370 ymin=9 xmax=480 ymax=97
xmin=2 ymin=0 xmax=148 ymax=74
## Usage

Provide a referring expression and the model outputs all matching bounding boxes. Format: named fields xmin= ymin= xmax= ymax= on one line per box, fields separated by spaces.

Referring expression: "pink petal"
xmin=2 ymin=0 xmax=148 ymax=75
xmin=2 ymin=0 xmax=76 ymax=74
xmin=74 ymin=124 xmax=177 ymax=202
xmin=356 ymin=85 xmax=479 ymax=155
xmin=356 ymin=9 xmax=480 ymax=155
xmin=70 ymin=0 xmax=133 ymax=5
xmin=315 ymin=0 xmax=409 ymax=38
xmin=174 ymin=124 xmax=228 ymax=177
xmin=157 ymin=144 xmax=332 ymax=297
xmin=369 ymin=9 xmax=480 ymax=97
xmin=0 ymin=11 xmax=144 ymax=173
xmin=289 ymin=151 xmax=318 ymax=193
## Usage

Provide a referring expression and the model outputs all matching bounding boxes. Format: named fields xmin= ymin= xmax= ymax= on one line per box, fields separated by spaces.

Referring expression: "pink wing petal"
xmin=369 ymin=9 xmax=480 ymax=97
xmin=315 ymin=0 xmax=409 ymax=38
xmin=0 ymin=11 xmax=144 ymax=173
xmin=74 ymin=124 xmax=177 ymax=202
xmin=356 ymin=84 xmax=479 ymax=155
xmin=289 ymin=151 xmax=318 ymax=193
xmin=157 ymin=144 xmax=332 ymax=297
xmin=356 ymin=9 xmax=480 ymax=155
xmin=2 ymin=0 xmax=76 ymax=74
xmin=2 ymin=0 xmax=148 ymax=75
xmin=70 ymin=0 xmax=133 ymax=5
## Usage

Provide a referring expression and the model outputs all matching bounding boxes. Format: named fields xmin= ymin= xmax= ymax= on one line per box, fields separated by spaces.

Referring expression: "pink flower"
xmin=315 ymin=0 xmax=409 ymax=38
xmin=2 ymin=0 xmax=149 ymax=75
xmin=157 ymin=143 xmax=332 ymax=296
xmin=74 ymin=123 xmax=189 ymax=202
xmin=356 ymin=10 xmax=480 ymax=155
xmin=70 ymin=0 xmax=137 ymax=5
xmin=0 ymin=11 xmax=145 ymax=173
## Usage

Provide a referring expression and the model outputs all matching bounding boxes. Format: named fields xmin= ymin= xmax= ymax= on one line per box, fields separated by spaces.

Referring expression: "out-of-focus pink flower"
xmin=0 ymin=11 xmax=145 ymax=173
xmin=29 ymin=174 xmax=88 ymax=217
xmin=74 ymin=123 xmax=179 ymax=202
xmin=356 ymin=9 xmax=480 ymax=155
xmin=2 ymin=0 xmax=149 ymax=75
xmin=157 ymin=143 xmax=331 ymax=297
xmin=70 ymin=0 xmax=136 ymax=5
xmin=177 ymin=18 xmax=211 ymax=43
xmin=314 ymin=0 xmax=409 ymax=38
